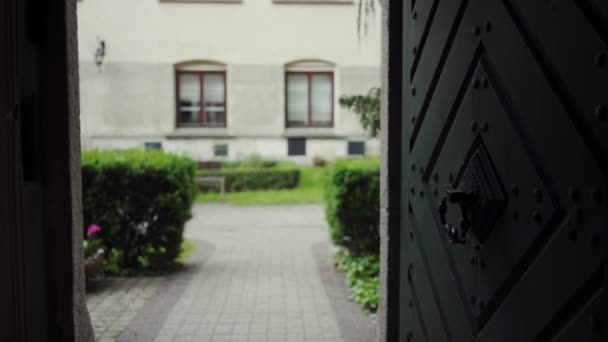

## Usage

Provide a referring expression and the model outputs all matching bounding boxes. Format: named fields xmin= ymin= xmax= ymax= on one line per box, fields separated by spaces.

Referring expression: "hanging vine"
xmin=357 ymin=0 xmax=381 ymax=39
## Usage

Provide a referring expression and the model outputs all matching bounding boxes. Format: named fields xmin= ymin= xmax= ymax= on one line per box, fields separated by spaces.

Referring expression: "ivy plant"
xmin=339 ymin=87 xmax=381 ymax=138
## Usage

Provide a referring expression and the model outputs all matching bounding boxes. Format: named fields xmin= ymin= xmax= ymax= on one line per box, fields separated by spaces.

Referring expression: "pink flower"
xmin=87 ymin=224 xmax=101 ymax=236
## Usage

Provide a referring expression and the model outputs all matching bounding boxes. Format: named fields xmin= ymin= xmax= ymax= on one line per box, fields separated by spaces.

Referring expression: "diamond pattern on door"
xmin=401 ymin=0 xmax=608 ymax=341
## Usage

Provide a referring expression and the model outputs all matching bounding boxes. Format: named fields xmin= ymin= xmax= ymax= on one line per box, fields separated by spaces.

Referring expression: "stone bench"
xmin=197 ymin=176 xmax=225 ymax=202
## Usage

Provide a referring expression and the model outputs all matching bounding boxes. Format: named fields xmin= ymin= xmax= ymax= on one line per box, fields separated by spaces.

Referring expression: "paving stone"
xmin=86 ymin=276 xmax=164 ymax=341
xmin=87 ymin=204 xmax=374 ymax=341
xmin=140 ymin=205 xmax=344 ymax=342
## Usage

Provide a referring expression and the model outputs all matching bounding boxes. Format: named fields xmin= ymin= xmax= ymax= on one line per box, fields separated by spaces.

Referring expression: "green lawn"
xmin=196 ymin=167 xmax=326 ymax=206
xmin=177 ymin=240 xmax=196 ymax=264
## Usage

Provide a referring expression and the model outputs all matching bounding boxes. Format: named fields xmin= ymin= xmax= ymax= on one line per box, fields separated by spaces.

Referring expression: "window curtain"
xmin=178 ymin=74 xmax=200 ymax=124
xmin=287 ymin=74 xmax=309 ymax=126
xmin=203 ymin=74 xmax=225 ymax=126
xmin=310 ymin=74 xmax=332 ymax=125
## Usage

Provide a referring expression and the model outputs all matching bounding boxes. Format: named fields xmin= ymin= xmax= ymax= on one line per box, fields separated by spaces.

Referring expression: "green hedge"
xmin=325 ymin=158 xmax=380 ymax=256
xmin=198 ymin=168 xmax=300 ymax=192
xmin=218 ymin=156 xmax=296 ymax=170
xmin=82 ymin=150 xmax=197 ymax=273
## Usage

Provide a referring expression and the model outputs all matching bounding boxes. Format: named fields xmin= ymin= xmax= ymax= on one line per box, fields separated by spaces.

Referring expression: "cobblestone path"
xmin=87 ymin=204 xmax=375 ymax=342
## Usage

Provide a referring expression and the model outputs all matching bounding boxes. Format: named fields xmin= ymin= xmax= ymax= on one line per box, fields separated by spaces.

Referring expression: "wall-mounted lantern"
xmin=95 ymin=36 xmax=106 ymax=69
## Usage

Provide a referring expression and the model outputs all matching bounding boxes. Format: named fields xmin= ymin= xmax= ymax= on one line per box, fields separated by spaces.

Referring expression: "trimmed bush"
xmin=325 ymin=158 xmax=380 ymax=255
xmin=221 ymin=156 xmax=281 ymax=169
xmin=82 ymin=150 xmax=197 ymax=273
xmin=198 ymin=168 xmax=300 ymax=192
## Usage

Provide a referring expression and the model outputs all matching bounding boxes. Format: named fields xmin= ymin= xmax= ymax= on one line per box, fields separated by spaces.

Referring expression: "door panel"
xmin=401 ymin=0 xmax=608 ymax=341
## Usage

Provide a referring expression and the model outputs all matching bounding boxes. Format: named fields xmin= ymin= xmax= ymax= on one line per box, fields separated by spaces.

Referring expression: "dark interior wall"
xmin=39 ymin=0 xmax=92 ymax=340
xmin=41 ymin=0 xmax=75 ymax=338
xmin=17 ymin=0 xmax=48 ymax=340
xmin=0 ymin=1 xmax=26 ymax=340
xmin=378 ymin=0 xmax=403 ymax=341
xmin=12 ymin=0 xmax=92 ymax=340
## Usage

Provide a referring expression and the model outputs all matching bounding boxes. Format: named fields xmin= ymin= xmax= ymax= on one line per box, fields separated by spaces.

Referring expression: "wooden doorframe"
xmin=377 ymin=0 xmax=404 ymax=341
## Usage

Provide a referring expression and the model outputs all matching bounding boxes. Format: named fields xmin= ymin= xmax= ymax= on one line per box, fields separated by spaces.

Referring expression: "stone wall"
xmin=377 ymin=0 xmax=403 ymax=341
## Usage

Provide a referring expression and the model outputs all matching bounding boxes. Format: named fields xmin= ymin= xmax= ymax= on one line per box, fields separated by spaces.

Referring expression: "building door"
xmin=0 ymin=0 xmax=26 ymax=341
xmin=400 ymin=1 xmax=607 ymax=341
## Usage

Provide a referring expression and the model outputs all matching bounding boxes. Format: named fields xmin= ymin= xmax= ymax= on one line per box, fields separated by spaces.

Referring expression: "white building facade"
xmin=77 ymin=0 xmax=382 ymax=164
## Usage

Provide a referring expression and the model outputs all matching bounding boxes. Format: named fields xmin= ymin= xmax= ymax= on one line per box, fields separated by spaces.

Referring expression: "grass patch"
xmin=196 ymin=167 xmax=326 ymax=206
xmin=177 ymin=240 xmax=196 ymax=264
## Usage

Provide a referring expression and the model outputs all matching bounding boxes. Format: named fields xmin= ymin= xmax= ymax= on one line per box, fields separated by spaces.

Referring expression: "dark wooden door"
xmin=0 ymin=0 xmax=25 ymax=341
xmin=401 ymin=0 xmax=608 ymax=341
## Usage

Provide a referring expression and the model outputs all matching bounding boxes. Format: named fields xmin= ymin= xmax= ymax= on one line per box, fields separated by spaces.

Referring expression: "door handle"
xmin=438 ymin=190 xmax=476 ymax=244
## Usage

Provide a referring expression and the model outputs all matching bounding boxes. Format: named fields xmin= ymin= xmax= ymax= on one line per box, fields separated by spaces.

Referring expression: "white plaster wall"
xmin=226 ymin=65 xmax=284 ymax=136
xmin=77 ymin=0 xmax=381 ymax=161
xmin=77 ymin=0 xmax=381 ymax=66
xmin=80 ymin=62 xmax=380 ymax=137
xmin=79 ymin=62 xmax=175 ymax=137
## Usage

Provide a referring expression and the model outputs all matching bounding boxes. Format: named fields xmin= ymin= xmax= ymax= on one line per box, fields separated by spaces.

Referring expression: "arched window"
xmin=175 ymin=61 xmax=227 ymax=128
xmin=285 ymin=60 xmax=335 ymax=128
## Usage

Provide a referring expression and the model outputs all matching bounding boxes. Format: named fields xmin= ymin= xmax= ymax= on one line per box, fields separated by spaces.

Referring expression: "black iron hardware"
xmin=437 ymin=144 xmax=508 ymax=245
xmin=438 ymin=190 xmax=476 ymax=244
xmin=95 ymin=36 xmax=106 ymax=68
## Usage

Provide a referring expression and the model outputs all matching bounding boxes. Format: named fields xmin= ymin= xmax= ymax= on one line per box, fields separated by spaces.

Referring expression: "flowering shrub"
xmin=84 ymin=224 xmax=104 ymax=262
xmin=87 ymin=224 xmax=101 ymax=235
xmin=82 ymin=150 xmax=197 ymax=273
